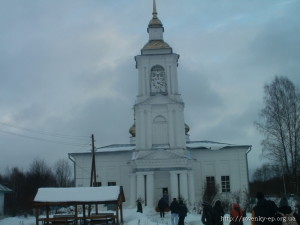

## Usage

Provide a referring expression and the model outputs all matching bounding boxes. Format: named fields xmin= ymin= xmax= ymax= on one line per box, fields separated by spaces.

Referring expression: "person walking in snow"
xmin=277 ymin=197 xmax=299 ymax=225
xmin=163 ymin=190 xmax=170 ymax=206
xmin=158 ymin=197 xmax=169 ymax=218
xmin=230 ymin=203 xmax=244 ymax=225
xmin=202 ymin=201 xmax=214 ymax=225
xmin=137 ymin=199 xmax=143 ymax=213
xmin=178 ymin=199 xmax=188 ymax=225
xmin=251 ymin=192 xmax=278 ymax=225
xmin=170 ymin=198 xmax=179 ymax=225
xmin=213 ymin=200 xmax=225 ymax=225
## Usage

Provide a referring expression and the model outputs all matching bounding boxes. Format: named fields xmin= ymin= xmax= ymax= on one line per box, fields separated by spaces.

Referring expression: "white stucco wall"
xmin=72 ymin=146 xmax=250 ymax=208
xmin=72 ymin=151 xmax=132 ymax=206
xmin=191 ymin=147 xmax=249 ymax=203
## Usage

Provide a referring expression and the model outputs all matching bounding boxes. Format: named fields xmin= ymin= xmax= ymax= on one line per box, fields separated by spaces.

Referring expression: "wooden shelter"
xmin=34 ymin=186 xmax=125 ymax=225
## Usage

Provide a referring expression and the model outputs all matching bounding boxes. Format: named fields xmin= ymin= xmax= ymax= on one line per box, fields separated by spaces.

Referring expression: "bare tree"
xmin=54 ymin=159 xmax=72 ymax=187
xmin=202 ymin=181 xmax=219 ymax=204
xmin=255 ymin=76 xmax=300 ymax=193
xmin=252 ymin=163 xmax=281 ymax=182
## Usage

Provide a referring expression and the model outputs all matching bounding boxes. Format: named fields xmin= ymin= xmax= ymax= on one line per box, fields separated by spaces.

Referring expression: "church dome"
xmin=129 ymin=123 xmax=136 ymax=137
xmin=185 ymin=123 xmax=190 ymax=135
xmin=148 ymin=17 xmax=163 ymax=28
xmin=142 ymin=40 xmax=171 ymax=50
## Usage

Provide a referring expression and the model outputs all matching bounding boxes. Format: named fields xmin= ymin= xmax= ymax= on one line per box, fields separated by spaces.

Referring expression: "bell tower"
xmin=132 ymin=0 xmax=187 ymax=151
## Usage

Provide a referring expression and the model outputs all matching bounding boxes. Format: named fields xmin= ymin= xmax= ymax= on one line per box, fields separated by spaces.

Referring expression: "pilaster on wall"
xmin=145 ymin=172 xmax=154 ymax=207
xmin=179 ymin=171 xmax=188 ymax=201
xmin=170 ymin=171 xmax=179 ymax=199
xmin=136 ymin=173 xmax=145 ymax=203
xmin=129 ymin=173 xmax=137 ymax=207
xmin=188 ymin=171 xmax=195 ymax=205
xmin=136 ymin=172 xmax=155 ymax=207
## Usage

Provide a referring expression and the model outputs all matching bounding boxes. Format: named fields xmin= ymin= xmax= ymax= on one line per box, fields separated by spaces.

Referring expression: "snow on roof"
xmin=186 ymin=141 xmax=250 ymax=151
xmin=34 ymin=186 xmax=121 ymax=203
xmin=69 ymin=144 xmax=135 ymax=155
xmin=0 ymin=184 xmax=12 ymax=193
xmin=70 ymin=141 xmax=251 ymax=155
xmin=96 ymin=144 xmax=135 ymax=153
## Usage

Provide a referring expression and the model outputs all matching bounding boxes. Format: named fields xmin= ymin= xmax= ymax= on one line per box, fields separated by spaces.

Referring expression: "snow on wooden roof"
xmin=0 ymin=184 xmax=12 ymax=193
xmin=34 ymin=186 xmax=122 ymax=203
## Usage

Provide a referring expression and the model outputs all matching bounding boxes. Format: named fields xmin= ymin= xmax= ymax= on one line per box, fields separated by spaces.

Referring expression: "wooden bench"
xmin=42 ymin=215 xmax=75 ymax=225
xmin=82 ymin=213 xmax=116 ymax=225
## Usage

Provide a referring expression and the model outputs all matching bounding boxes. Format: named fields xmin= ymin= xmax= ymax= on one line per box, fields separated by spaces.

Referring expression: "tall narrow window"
xmin=206 ymin=176 xmax=215 ymax=191
xmin=150 ymin=65 xmax=167 ymax=95
xmin=152 ymin=116 xmax=168 ymax=145
xmin=221 ymin=176 xmax=230 ymax=192
xmin=205 ymin=176 xmax=216 ymax=201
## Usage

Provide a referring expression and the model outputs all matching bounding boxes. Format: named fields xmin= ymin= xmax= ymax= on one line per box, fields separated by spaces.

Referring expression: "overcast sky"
xmin=0 ymin=0 xmax=299 ymax=177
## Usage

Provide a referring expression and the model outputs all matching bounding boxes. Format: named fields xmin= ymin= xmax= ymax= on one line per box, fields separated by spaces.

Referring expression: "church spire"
xmin=148 ymin=0 xmax=163 ymax=29
xmin=147 ymin=0 xmax=164 ymax=42
xmin=152 ymin=0 xmax=158 ymax=19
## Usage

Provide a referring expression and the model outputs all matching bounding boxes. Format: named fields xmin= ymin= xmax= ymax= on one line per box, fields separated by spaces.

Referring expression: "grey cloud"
xmin=0 ymin=0 xmax=299 ymax=173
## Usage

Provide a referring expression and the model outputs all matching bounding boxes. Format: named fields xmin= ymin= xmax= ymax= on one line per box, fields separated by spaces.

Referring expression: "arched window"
xmin=150 ymin=65 xmax=167 ymax=95
xmin=152 ymin=116 xmax=168 ymax=145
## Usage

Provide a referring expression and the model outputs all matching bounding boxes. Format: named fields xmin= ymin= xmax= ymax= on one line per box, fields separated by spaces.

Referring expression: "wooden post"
xmin=46 ymin=206 xmax=50 ymax=224
xmin=120 ymin=203 xmax=124 ymax=223
xmin=75 ymin=204 xmax=78 ymax=225
xmin=35 ymin=207 xmax=39 ymax=225
xmin=83 ymin=204 xmax=86 ymax=225
xmin=116 ymin=204 xmax=119 ymax=225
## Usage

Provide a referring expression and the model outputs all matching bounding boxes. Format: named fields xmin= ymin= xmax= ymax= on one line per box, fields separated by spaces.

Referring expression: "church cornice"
xmin=134 ymin=167 xmax=192 ymax=173
xmin=134 ymin=94 xmax=184 ymax=107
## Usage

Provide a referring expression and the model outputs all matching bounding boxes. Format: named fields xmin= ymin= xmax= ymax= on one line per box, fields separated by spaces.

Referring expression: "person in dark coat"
xmin=277 ymin=197 xmax=299 ymax=225
xmin=213 ymin=200 xmax=225 ymax=225
xmin=158 ymin=197 xmax=169 ymax=218
xmin=202 ymin=201 xmax=214 ymax=225
xmin=163 ymin=191 xmax=170 ymax=206
xmin=251 ymin=192 xmax=278 ymax=225
xmin=170 ymin=198 xmax=179 ymax=225
xmin=137 ymin=199 xmax=143 ymax=213
xmin=178 ymin=200 xmax=188 ymax=225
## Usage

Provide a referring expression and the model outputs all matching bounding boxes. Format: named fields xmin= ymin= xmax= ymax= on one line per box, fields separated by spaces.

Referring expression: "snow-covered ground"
xmin=0 ymin=207 xmax=252 ymax=225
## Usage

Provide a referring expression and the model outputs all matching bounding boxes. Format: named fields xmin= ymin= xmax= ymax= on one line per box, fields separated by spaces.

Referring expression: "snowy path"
xmin=0 ymin=208 xmax=252 ymax=225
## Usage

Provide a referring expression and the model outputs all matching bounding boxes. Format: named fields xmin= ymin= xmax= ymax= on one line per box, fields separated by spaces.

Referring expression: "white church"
xmin=69 ymin=1 xmax=251 ymax=208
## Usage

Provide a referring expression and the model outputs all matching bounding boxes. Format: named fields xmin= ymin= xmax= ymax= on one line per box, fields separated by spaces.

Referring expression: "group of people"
xmin=157 ymin=197 xmax=188 ymax=225
xmin=202 ymin=192 xmax=300 ymax=225
xmin=251 ymin=192 xmax=299 ymax=225
xmin=139 ymin=191 xmax=300 ymax=225
xmin=201 ymin=200 xmax=225 ymax=225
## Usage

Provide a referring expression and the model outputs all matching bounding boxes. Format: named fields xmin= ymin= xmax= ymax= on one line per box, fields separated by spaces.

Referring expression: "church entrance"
xmin=154 ymin=171 xmax=170 ymax=205
xmin=162 ymin=187 xmax=170 ymax=205
xmin=162 ymin=187 xmax=168 ymax=195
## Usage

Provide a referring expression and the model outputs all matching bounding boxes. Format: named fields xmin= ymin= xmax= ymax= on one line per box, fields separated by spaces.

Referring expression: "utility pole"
xmin=89 ymin=134 xmax=98 ymax=215
xmin=90 ymin=134 xmax=97 ymax=187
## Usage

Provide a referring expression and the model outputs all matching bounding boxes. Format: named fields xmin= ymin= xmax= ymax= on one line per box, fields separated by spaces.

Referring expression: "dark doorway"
xmin=162 ymin=187 xmax=168 ymax=195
